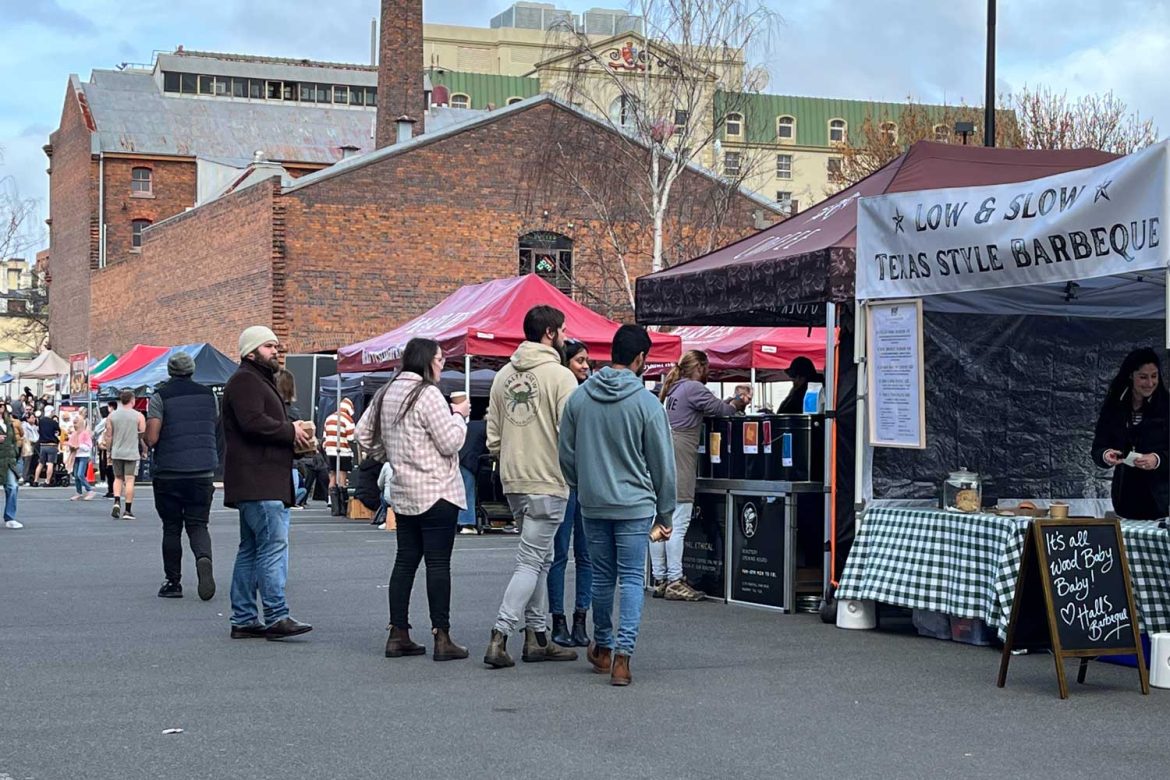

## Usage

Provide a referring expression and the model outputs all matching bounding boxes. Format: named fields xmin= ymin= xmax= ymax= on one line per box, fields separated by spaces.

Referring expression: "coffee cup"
xmin=450 ymin=391 xmax=468 ymax=405
xmin=1049 ymin=502 xmax=1069 ymax=520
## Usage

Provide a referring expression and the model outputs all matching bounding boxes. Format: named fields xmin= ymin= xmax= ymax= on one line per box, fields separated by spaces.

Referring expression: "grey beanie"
xmin=168 ymin=352 xmax=196 ymax=377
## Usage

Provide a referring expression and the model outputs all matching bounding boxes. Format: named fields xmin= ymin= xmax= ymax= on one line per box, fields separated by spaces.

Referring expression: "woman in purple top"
xmin=653 ymin=351 xmax=748 ymax=600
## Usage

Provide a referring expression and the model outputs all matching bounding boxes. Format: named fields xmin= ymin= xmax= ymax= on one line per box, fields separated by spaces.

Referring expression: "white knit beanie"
xmin=239 ymin=325 xmax=279 ymax=358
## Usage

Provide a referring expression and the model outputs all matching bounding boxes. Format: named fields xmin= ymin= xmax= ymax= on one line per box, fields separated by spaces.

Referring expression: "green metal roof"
xmin=427 ymin=70 xmax=541 ymax=110
xmin=715 ymin=93 xmax=948 ymax=146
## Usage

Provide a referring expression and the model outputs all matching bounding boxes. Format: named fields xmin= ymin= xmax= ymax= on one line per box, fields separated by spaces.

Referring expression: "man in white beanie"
xmin=222 ymin=325 xmax=314 ymax=640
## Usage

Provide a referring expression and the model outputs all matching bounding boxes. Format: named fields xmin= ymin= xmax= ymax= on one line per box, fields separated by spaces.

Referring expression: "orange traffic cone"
xmin=86 ymin=459 xmax=95 ymax=484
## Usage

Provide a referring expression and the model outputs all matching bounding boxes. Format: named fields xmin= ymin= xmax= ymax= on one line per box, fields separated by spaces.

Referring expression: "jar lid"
xmin=948 ymin=467 xmax=979 ymax=481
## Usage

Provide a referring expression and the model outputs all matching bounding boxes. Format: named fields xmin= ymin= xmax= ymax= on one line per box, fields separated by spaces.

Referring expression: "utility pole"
xmin=985 ymin=0 xmax=996 ymax=147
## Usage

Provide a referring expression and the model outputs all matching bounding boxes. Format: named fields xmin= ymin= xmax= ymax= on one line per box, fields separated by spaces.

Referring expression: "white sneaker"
xmin=5 ymin=520 xmax=23 ymax=529
xmin=459 ymin=526 xmax=478 ymax=535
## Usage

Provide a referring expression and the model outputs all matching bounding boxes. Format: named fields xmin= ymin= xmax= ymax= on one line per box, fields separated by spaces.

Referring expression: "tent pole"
xmin=750 ymin=367 xmax=756 ymax=412
xmin=335 ymin=375 xmax=341 ymax=488
xmin=464 ymin=354 xmax=471 ymax=400
xmin=821 ymin=303 xmax=836 ymax=601
xmin=853 ymin=304 xmax=868 ymax=552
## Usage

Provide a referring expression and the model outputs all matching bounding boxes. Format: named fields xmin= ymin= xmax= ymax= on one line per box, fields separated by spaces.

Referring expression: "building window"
xmin=163 ymin=72 xmax=181 ymax=93
xmin=506 ymin=96 xmax=524 ymax=105
xmin=829 ymin=118 xmax=847 ymax=143
xmin=609 ymin=95 xmax=639 ymax=131
xmin=179 ymin=73 xmax=197 ymax=94
xmin=776 ymin=191 xmax=794 ymax=214
xmin=334 ymin=85 xmax=350 ymax=105
xmin=827 ymin=157 xmax=843 ymax=182
xmin=130 ymin=167 xmax=152 ymax=195
xmin=450 ymin=93 xmax=471 ymax=109
xmin=131 ymin=219 xmax=151 ymax=250
xmin=725 ymin=112 xmax=743 ymax=138
xmin=364 ymin=87 xmax=377 ymax=106
xmin=777 ymin=115 xmax=795 ymax=140
xmin=934 ymin=124 xmax=950 ymax=142
xmin=518 ymin=232 xmax=573 ymax=295
xmin=723 ymin=152 xmax=741 ymax=177
xmin=230 ymin=77 xmax=248 ymax=98
xmin=674 ymin=109 xmax=689 ymax=132
xmin=776 ymin=154 xmax=792 ymax=180
xmin=880 ymin=121 xmax=898 ymax=145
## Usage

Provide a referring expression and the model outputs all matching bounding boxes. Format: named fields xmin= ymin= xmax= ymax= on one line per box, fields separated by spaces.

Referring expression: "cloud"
xmin=1 ymin=0 xmax=98 ymax=35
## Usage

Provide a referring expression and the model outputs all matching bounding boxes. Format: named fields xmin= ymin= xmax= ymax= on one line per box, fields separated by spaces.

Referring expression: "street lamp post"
xmin=985 ymin=0 xmax=997 ymax=147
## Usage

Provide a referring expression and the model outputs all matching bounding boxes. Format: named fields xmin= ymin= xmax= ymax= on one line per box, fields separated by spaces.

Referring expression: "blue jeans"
xmin=585 ymin=515 xmax=653 ymax=656
xmin=292 ymin=469 xmax=307 ymax=506
xmin=73 ymin=457 xmax=93 ymax=494
xmin=457 ymin=466 xmax=476 ymax=526
xmin=230 ymin=500 xmax=291 ymax=626
xmin=3 ymin=466 xmax=18 ymax=522
xmin=548 ymin=491 xmax=592 ymax=614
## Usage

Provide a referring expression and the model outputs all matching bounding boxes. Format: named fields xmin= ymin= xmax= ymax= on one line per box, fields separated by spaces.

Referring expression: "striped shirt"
xmin=323 ymin=402 xmax=355 ymax=456
xmin=355 ymin=373 xmax=467 ymax=516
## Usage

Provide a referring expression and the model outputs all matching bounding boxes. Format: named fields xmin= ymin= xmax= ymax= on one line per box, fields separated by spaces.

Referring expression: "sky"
xmin=1 ymin=0 xmax=1168 ymax=255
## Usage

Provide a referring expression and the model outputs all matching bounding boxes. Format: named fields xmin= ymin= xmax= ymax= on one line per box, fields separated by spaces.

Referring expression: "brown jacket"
xmin=222 ymin=359 xmax=295 ymax=508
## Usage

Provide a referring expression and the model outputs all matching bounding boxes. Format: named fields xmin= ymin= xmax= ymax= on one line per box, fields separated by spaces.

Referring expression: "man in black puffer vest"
xmin=144 ymin=352 xmax=220 ymax=601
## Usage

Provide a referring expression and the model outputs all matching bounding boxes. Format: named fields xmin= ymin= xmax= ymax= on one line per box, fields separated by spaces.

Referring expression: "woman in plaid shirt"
xmin=356 ymin=338 xmax=471 ymax=662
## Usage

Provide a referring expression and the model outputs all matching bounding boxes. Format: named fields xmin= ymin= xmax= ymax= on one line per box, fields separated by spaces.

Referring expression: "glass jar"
xmin=943 ymin=468 xmax=982 ymax=513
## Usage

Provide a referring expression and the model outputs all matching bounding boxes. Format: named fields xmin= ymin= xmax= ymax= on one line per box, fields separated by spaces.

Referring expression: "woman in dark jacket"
xmin=1091 ymin=348 xmax=1170 ymax=520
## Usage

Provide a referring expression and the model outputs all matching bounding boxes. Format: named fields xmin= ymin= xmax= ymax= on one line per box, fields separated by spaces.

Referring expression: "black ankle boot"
xmin=570 ymin=610 xmax=590 ymax=647
xmin=550 ymin=613 xmax=572 ymax=646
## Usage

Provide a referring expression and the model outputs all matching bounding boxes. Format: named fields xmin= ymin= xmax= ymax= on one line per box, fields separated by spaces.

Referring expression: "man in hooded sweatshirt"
xmin=483 ymin=305 xmax=581 ymax=668
xmin=558 ymin=324 xmax=676 ymax=686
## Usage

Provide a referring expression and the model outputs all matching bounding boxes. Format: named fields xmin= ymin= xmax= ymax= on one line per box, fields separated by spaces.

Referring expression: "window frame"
xmin=518 ymin=231 xmax=573 ymax=295
xmin=776 ymin=153 xmax=792 ymax=180
xmin=506 ymin=96 xmax=524 ymax=106
xmin=724 ymin=112 xmax=744 ymax=138
xmin=827 ymin=156 xmax=844 ymax=182
xmin=776 ymin=190 xmax=793 ymax=213
xmin=130 ymin=167 xmax=153 ymax=196
xmin=879 ymin=121 xmax=898 ymax=145
xmin=131 ymin=219 xmax=152 ymax=251
xmin=776 ymin=115 xmax=795 ymax=141
xmin=450 ymin=93 xmax=471 ymax=109
xmin=933 ymin=123 xmax=950 ymax=143
xmin=828 ymin=118 xmax=847 ymax=144
xmin=723 ymin=151 xmax=742 ymax=177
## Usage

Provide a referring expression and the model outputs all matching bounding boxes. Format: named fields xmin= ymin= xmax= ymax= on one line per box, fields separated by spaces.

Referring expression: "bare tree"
xmin=532 ymin=0 xmax=780 ymax=295
xmin=0 ymin=149 xmax=49 ymax=353
xmin=1012 ymin=85 xmax=1159 ymax=155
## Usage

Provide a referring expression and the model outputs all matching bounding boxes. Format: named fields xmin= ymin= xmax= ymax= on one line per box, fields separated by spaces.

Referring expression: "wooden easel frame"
xmin=997 ymin=518 xmax=1149 ymax=699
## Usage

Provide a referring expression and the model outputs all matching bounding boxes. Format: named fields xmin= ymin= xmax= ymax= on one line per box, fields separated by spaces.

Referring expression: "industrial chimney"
xmin=376 ymin=0 xmax=424 ymax=147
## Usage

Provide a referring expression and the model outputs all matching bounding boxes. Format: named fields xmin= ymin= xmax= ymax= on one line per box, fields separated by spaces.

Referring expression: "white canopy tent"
xmin=19 ymin=350 xmax=71 ymax=380
xmin=854 ymin=139 xmax=1170 ymax=506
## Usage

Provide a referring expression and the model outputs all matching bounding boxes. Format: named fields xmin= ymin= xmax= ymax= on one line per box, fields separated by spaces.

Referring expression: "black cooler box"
xmin=700 ymin=414 xmax=824 ymax=482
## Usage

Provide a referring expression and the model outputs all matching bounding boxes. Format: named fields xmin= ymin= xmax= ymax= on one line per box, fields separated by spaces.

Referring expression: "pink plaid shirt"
xmin=356 ymin=373 xmax=467 ymax=515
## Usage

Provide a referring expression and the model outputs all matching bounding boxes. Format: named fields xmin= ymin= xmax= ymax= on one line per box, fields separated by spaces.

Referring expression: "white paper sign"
xmin=866 ymin=299 xmax=925 ymax=449
xmin=856 ymin=141 xmax=1170 ymax=301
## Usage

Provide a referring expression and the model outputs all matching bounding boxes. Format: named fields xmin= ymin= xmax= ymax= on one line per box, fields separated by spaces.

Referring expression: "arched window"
xmin=933 ymin=124 xmax=950 ymax=143
xmin=609 ymin=94 xmax=640 ymax=131
xmin=828 ymin=118 xmax=847 ymax=143
xmin=724 ymin=112 xmax=744 ymax=138
xmin=776 ymin=115 xmax=795 ymax=141
xmin=519 ymin=232 xmax=573 ymax=294
xmin=506 ymin=96 xmax=524 ymax=105
xmin=879 ymin=121 xmax=898 ymax=145
xmin=131 ymin=219 xmax=152 ymax=250
xmin=450 ymin=93 xmax=471 ymax=109
xmin=131 ymin=167 xmax=152 ymax=195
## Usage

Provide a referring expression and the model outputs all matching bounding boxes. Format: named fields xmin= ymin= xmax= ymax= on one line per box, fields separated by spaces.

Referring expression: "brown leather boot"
xmin=432 ymin=628 xmax=469 ymax=662
xmin=587 ymin=642 xmax=612 ymax=674
xmin=483 ymin=629 xmax=514 ymax=668
xmin=522 ymin=628 xmax=578 ymax=662
xmin=610 ymin=653 xmax=632 ymax=686
xmin=385 ymin=626 xmax=425 ymax=658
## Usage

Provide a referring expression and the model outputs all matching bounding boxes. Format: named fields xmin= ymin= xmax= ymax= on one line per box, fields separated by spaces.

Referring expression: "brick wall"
xmin=46 ymin=80 xmax=98 ymax=357
xmin=376 ymin=0 xmax=425 ymax=145
xmin=89 ymin=178 xmax=279 ymax=356
xmin=100 ymin=156 xmax=197 ymax=266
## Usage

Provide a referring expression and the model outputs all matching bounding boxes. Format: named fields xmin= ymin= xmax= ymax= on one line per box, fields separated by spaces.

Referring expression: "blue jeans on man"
xmin=230 ymin=500 xmax=290 ymax=626
xmin=457 ymin=466 xmax=476 ymax=527
xmin=584 ymin=515 xmax=653 ymax=656
xmin=4 ymin=466 xmax=19 ymax=522
xmin=548 ymin=491 xmax=592 ymax=615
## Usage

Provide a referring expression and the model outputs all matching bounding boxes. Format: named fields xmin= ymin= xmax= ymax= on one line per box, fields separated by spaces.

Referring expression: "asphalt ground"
xmin=2 ymin=485 xmax=1168 ymax=780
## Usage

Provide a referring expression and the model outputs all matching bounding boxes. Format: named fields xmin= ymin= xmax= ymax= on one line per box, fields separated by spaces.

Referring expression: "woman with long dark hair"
xmin=1091 ymin=347 xmax=1170 ymax=519
xmin=546 ymin=339 xmax=594 ymax=646
xmin=356 ymin=337 xmax=471 ymax=660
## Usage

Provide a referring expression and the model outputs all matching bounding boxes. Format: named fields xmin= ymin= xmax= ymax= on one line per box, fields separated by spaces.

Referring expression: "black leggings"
xmin=389 ymin=500 xmax=458 ymax=631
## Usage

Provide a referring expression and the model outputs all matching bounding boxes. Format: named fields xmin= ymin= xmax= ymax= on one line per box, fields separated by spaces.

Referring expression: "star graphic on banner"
xmin=1094 ymin=179 xmax=1113 ymax=203
xmin=892 ymin=210 xmax=905 ymax=233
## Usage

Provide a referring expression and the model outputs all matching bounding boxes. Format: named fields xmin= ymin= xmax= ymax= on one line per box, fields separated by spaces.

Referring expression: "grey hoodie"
xmin=487 ymin=341 xmax=580 ymax=498
xmin=558 ymin=366 xmax=677 ymax=524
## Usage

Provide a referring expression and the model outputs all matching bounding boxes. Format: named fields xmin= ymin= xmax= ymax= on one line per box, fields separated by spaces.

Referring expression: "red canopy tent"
xmin=667 ymin=326 xmax=826 ymax=374
xmin=338 ymin=275 xmax=682 ymax=373
xmin=90 ymin=345 xmax=167 ymax=391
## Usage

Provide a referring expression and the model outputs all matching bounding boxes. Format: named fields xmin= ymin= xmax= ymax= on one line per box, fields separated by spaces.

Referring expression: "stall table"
xmin=836 ymin=507 xmax=1170 ymax=639
xmin=686 ymin=478 xmax=825 ymax=612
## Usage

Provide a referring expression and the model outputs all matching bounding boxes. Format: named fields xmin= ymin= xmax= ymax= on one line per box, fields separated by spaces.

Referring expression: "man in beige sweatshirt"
xmin=484 ymin=305 xmax=582 ymax=668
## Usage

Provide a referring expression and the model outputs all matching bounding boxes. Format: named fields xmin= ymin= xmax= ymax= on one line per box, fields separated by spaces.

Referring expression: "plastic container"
xmin=950 ymin=617 xmax=995 ymax=646
xmin=912 ymin=608 xmax=951 ymax=640
xmin=943 ymin=468 xmax=982 ymax=513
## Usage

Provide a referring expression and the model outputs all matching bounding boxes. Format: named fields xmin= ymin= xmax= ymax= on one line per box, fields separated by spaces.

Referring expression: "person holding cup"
xmin=0 ymin=404 xmax=23 ymax=529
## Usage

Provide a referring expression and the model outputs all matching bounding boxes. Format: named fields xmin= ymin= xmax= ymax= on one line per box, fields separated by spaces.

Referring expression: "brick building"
xmin=47 ymin=0 xmax=779 ymax=357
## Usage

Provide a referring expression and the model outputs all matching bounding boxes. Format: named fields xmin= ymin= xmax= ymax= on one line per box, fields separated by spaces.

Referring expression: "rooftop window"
xmin=162 ymin=70 xmax=375 ymax=107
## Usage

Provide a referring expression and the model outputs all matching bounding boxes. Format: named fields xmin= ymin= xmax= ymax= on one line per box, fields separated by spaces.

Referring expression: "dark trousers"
xmin=99 ymin=450 xmax=114 ymax=495
xmin=389 ymin=499 xmax=458 ymax=631
xmin=154 ymin=476 xmax=215 ymax=582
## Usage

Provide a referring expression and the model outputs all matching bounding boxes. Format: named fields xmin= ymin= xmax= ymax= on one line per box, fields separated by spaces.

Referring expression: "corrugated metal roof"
xmin=427 ymin=70 xmax=540 ymax=109
xmin=81 ymin=69 xmax=376 ymax=163
xmin=715 ymin=93 xmax=948 ymax=146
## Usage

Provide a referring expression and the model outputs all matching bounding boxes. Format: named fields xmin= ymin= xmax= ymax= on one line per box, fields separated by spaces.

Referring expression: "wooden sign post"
xmin=997 ymin=518 xmax=1149 ymax=699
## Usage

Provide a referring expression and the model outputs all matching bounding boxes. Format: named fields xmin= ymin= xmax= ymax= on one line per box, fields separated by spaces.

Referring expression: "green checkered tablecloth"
xmin=836 ymin=507 xmax=1170 ymax=640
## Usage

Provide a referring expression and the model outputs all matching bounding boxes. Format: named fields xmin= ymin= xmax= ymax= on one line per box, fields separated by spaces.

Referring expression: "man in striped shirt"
xmin=324 ymin=397 xmax=356 ymax=492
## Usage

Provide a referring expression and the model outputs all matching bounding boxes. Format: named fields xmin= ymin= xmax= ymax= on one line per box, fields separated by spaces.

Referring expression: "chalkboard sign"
xmin=729 ymin=495 xmax=785 ymax=609
xmin=997 ymin=518 xmax=1148 ymax=699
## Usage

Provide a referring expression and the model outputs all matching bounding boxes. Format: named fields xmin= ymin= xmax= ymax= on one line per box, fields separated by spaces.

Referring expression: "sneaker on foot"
xmin=664 ymin=579 xmax=706 ymax=602
xmin=651 ymin=579 xmax=667 ymax=599
xmin=122 ymin=511 xmax=137 ymax=521
xmin=4 ymin=519 xmax=23 ymax=529
xmin=458 ymin=526 xmax=478 ymax=535
xmin=158 ymin=580 xmax=183 ymax=598
xmin=195 ymin=556 xmax=215 ymax=601
xmin=83 ymin=491 xmax=98 ymax=501
xmin=111 ymin=504 xmax=121 ymax=519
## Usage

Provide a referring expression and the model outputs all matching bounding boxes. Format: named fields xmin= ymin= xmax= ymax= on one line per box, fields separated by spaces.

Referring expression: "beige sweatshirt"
xmin=487 ymin=341 xmax=579 ymax=498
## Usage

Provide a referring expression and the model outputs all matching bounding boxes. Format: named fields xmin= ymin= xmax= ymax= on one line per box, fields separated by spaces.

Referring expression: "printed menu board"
xmin=866 ymin=299 xmax=925 ymax=449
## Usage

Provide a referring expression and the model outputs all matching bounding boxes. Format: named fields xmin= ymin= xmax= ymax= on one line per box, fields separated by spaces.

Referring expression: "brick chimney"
xmin=376 ymin=0 xmax=424 ymax=147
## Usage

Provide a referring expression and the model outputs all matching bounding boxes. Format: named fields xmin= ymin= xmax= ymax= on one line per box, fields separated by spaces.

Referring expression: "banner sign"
xmin=68 ymin=352 xmax=90 ymax=402
xmin=856 ymin=141 xmax=1169 ymax=301
xmin=866 ymin=299 xmax=925 ymax=449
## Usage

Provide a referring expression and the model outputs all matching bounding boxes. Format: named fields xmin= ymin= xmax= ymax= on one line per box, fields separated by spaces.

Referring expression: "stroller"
xmin=474 ymin=454 xmax=514 ymax=532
